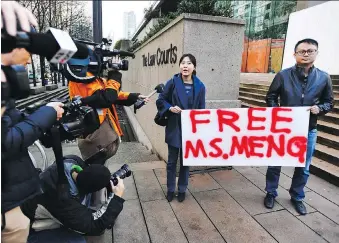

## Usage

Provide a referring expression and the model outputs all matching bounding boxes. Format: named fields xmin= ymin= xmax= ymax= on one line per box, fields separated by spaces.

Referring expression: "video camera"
xmin=63 ymin=38 xmax=135 ymax=83
xmin=25 ymin=96 xmax=100 ymax=143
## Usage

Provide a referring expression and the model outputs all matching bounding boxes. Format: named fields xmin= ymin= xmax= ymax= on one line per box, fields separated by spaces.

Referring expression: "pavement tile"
xmin=141 ymin=199 xmax=188 ymax=243
xmin=297 ymin=212 xmax=339 ymax=243
xmin=274 ymin=186 xmax=316 ymax=216
xmin=85 ymin=231 xmax=112 ymax=243
xmin=167 ymin=190 xmax=225 ymax=243
xmin=281 ymin=166 xmax=295 ymax=177
xmin=154 ymin=168 xmax=178 ymax=186
xmin=121 ymin=173 xmax=138 ymax=201
xmin=306 ymin=175 xmax=339 ymax=206
xmin=305 ymin=191 xmax=339 ymax=224
xmin=255 ymin=210 xmax=327 ymax=243
xmin=193 ymin=189 xmax=276 ymax=243
xmin=133 ymin=170 xmax=165 ymax=202
xmin=108 ymin=161 xmax=166 ymax=172
xmin=113 ymin=199 xmax=150 ymax=243
xmin=210 ymin=170 xmax=283 ymax=215
xmin=234 ymin=166 xmax=267 ymax=191
xmin=255 ymin=166 xmax=311 ymax=192
xmin=187 ymin=173 xmax=221 ymax=193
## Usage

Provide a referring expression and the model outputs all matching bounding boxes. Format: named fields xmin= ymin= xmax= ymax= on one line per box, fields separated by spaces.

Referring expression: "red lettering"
xmin=229 ymin=136 xmax=250 ymax=158
xmin=267 ymin=135 xmax=285 ymax=157
xmin=248 ymin=136 xmax=266 ymax=158
xmin=184 ymin=139 xmax=207 ymax=158
xmin=287 ymin=136 xmax=307 ymax=163
xmin=247 ymin=108 xmax=266 ymax=131
xmin=209 ymin=138 xmax=223 ymax=158
xmin=217 ymin=109 xmax=240 ymax=132
xmin=270 ymin=107 xmax=293 ymax=134
xmin=190 ymin=110 xmax=211 ymax=133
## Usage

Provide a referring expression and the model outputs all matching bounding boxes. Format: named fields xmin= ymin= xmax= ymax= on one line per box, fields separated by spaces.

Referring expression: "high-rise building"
xmin=123 ymin=11 xmax=136 ymax=40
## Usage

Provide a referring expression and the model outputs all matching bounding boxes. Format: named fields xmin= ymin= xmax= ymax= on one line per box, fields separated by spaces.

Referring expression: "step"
xmin=16 ymin=89 xmax=69 ymax=110
xmin=240 ymin=90 xmax=339 ymax=107
xmin=240 ymin=83 xmax=269 ymax=90
xmin=334 ymin=91 xmax=339 ymax=98
xmin=319 ymin=112 xmax=339 ymax=124
xmin=16 ymin=87 xmax=67 ymax=105
xmin=317 ymin=131 xmax=339 ymax=150
xmin=317 ymin=120 xmax=339 ymax=136
xmin=239 ymin=96 xmax=266 ymax=107
xmin=314 ymin=144 xmax=339 ymax=167
xmin=239 ymin=91 xmax=266 ymax=101
xmin=310 ymin=158 xmax=339 ymax=187
xmin=239 ymin=87 xmax=268 ymax=95
xmin=334 ymin=85 xmax=339 ymax=91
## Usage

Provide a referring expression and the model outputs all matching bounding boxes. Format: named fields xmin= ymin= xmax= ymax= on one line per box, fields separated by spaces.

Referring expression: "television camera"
xmin=25 ymin=96 xmax=100 ymax=143
xmin=63 ymin=38 xmax=135 ymax=83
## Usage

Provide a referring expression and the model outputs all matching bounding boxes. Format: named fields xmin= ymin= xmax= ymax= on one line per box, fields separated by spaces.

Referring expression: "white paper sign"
xmin=181 ymin=107 xmax=310 ymax=167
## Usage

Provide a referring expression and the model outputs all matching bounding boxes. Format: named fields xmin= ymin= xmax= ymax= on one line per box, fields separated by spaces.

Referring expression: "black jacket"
xmin=1 ymin=100 xmax=57 ymax=213
xmin=21 ymin=157 xmax=125 ymax=236
xmin=266 ymin=65 xmax=334 ymax=130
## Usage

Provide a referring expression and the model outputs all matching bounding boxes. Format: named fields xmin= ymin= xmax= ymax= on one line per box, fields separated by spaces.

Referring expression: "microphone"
xmin=1 ymin=29 xmax=89 ymax=63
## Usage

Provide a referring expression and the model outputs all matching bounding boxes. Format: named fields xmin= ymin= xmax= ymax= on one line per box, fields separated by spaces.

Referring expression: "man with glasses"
xmin=263 ymin=38 xmax=334 ymax=215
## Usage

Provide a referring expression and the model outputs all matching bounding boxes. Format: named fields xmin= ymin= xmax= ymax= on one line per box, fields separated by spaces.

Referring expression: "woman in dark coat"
xmin=156 ymin=54 xmax=206 ymax=202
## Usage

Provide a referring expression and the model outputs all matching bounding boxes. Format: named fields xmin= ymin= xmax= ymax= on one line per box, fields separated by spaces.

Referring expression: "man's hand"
xmin=308 ymin=105 xmax=320 ymax=115
xmin=138 ymin=95 xmax=150 ymax=104
xmin=46 ymin=102 xmax=64 ymax=120
xmin=1 ymin=1 xmax=38 ymax=36
xmin=111 ymin=177 xmax=125 ymax=198
xmin=169 ymin=106 xmax=182 ymax=114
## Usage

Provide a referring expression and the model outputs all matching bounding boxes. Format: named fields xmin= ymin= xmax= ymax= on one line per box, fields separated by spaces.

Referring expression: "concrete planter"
xmin=122 ymin=13 xmax=245 ymax=168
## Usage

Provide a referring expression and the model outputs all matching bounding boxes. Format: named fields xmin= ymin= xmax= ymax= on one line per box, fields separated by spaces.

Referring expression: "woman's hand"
xmin=169 ymin=106 xmax=182 ymax=114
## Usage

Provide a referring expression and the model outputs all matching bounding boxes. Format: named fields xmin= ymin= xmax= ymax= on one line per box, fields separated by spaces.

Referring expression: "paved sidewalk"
xmin=106 ymin=161 xmax=339 ymax=243
xmin=31 ymin=142 xmax=339 ymax=243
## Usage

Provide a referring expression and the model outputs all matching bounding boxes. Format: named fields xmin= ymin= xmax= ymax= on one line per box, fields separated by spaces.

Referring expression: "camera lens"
xmin=111 ymin=164 xmax=131 ymax=186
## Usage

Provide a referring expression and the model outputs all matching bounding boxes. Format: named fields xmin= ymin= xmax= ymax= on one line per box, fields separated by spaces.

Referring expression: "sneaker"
xmin=291 ymin=199 xmax=307 ymax=215
xmin=167 ymin=191 xmax=174 ymax=202
xmin=264 ymin=193 xmax=275 ymax=209
xmin=178 ymin=192 xmax=186 ymax=202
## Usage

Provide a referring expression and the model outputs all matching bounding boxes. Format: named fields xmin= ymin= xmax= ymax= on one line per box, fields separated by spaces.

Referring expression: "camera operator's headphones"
xmin=63 ymin=47 xmax=102 ymax=84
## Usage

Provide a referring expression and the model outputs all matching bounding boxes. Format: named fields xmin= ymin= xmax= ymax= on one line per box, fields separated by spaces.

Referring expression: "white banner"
xmin=181 ymin=107 xmax=310 ymax=167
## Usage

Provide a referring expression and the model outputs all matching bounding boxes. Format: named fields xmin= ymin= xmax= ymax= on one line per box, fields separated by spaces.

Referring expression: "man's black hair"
xmin=294 ymin=38 xmax=318 ymax=52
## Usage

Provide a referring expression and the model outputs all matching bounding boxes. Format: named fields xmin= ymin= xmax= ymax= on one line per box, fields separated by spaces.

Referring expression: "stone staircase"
xmin=239 ymin=75 xmax=339 ymax=186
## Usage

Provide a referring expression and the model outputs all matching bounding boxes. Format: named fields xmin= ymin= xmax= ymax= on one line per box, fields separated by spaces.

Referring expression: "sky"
xmin=84 ymin=1 xmax=154 ymax=44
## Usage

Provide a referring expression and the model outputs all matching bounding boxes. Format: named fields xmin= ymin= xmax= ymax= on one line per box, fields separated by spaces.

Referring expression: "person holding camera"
xmin=21 ymin=156 xmax=125 ymax=241
xmin=68 ymin=62 xmax=149 ymax=162
xmin=156 ymin=54 xmax=206 ymax=203
xmin=1 ymin=36 xmax=64 ymax=243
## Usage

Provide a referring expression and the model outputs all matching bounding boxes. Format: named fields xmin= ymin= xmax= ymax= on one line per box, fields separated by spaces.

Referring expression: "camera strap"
xmin=50 ymin=126 xmax=67 ymax=184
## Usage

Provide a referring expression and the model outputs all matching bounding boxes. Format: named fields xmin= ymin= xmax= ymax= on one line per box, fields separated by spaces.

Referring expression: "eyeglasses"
xmin=295 ymin=49 xmax=317 ymax=56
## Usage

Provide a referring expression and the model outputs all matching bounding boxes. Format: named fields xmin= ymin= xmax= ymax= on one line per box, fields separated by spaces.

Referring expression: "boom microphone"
xmin=101 ymin=49 xmax=135 ymax=58
xmin=1 ymin=30 xmax=89 ymax=63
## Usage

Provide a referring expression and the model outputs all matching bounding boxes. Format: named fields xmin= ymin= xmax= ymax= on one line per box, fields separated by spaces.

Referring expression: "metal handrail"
xmin=29 ymin=140 xmax=48 ymax=171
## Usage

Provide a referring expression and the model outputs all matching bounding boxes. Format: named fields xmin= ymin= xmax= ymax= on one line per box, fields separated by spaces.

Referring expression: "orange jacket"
xmin=68 ymin=73 xmax=131 ymax=137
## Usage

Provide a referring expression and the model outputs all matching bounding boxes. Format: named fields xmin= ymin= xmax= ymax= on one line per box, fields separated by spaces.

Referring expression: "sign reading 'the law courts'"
xmin=142 ymin=44 xmax=177 ymax=67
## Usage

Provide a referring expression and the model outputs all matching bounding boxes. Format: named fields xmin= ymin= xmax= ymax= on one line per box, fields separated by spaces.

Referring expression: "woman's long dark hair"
xmin=179 ymin=54 xmax=197 ymax=76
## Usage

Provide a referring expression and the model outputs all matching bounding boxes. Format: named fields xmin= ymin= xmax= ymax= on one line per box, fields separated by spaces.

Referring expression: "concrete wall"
xmin=121 ymin=13 xmax=245 ymax=161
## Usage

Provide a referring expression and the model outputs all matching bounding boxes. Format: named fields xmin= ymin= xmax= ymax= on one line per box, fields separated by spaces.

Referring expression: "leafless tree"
xmin=18 ymin=0 xmax=93 ymax=85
